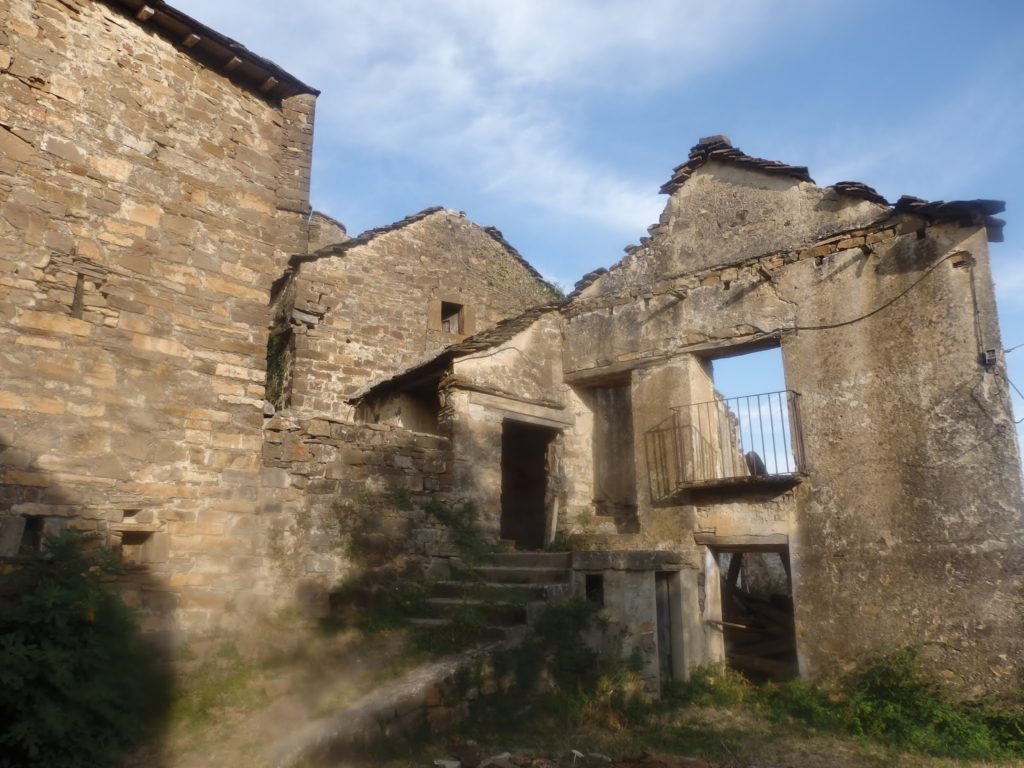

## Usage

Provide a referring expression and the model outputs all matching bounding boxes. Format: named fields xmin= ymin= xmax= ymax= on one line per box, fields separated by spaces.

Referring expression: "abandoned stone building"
xmin=1 ymin=0 xmax=1022 ymax=695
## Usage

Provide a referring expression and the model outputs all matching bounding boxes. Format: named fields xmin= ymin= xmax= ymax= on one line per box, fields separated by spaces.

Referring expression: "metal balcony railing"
xmin=644 ymin=390 xmax=804 ymax=500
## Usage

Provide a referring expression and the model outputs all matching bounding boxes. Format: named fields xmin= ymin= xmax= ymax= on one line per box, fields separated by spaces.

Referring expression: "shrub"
xmin=761 ymin=647 xmax=1024 ymax=759
xmin=0 ymin=532 xmax=168 ymax=768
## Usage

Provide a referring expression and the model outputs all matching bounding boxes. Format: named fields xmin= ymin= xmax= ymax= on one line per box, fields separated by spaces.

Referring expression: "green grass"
xmin=758 ymin=648 xmax=1024 ymax=760
xmin=169 ymin=641 xmax=272 ymax=730
xmin=359 ymin=644 xmax=1024 ymax=767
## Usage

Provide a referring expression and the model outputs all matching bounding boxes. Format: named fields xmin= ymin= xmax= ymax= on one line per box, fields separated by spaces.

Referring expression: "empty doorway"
xmin=711 ymin=545 xmax=797 ymax=681
xmin=500 ymin=420 xmax=557 ymax=550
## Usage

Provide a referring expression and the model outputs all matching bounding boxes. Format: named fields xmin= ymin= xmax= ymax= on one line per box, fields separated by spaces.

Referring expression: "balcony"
xmin=644 ymin=389 xmax=804 ymax=501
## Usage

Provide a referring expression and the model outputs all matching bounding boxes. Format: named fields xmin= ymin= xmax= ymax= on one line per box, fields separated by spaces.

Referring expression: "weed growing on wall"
xmin=446 ymin=596 xmax=648 ymax=736
xmin=0 ymin=532 xmax=169 ymax=768
xmin=324 ymin=494 xmax=496 ymax=652
xmin=423 ymin=499 xmax=492 ymax=566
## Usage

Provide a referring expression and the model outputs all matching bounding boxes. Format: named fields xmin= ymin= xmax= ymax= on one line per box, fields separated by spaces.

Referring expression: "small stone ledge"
xmin=572 ymin=549 xmax=685 ymax=572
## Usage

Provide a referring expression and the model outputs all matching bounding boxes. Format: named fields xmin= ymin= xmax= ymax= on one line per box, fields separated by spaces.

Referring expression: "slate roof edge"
xmin=310 ymin=210 xmax=348 ymax=235
xmin=288 ymin=209 xmax=559 ymax=295
xmin=480 ymin=226 xmax=563 ymax=298
xmin=288 ymin=207 xmax=446 ymax=268
xmin=658 ymin=135 xmax=813 ymax=195
xmin=104 ymin=0 xmax=319 ymax=100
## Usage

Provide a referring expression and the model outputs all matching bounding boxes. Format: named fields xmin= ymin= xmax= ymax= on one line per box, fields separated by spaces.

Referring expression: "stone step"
xmin=430 ymin=580 xmax=570 ymax=602
xmin=421 ymin=597 xmax=529 ymax=626
xmin=480 ymin=551 xmax=572 ymax=569
xmin=406 ymin=617 xmax=528 ymax=643
xmin=473 ymin=565 xmax=571 ymax=585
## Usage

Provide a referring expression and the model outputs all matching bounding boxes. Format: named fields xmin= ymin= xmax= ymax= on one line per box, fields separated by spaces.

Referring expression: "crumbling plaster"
xmin=559 ymin=161 xmax=1023 ymax=690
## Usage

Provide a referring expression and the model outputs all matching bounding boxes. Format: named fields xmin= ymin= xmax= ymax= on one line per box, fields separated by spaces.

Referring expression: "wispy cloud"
xmin=173 ymin=0 xmax=820 ymax=234
xmin=801 ymin=43 xmax=1024 ymax=201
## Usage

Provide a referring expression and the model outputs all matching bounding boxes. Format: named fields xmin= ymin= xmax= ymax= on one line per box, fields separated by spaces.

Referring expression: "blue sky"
xmin=173 ymin=0 xmax=1024 ymax=434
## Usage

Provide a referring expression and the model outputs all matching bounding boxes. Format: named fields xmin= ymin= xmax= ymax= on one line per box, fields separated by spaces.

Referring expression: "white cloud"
xmin=172 ymin=0 xmax=820 ymax=234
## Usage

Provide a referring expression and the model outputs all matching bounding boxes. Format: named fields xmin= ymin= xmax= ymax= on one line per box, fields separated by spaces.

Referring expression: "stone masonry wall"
xmin=0 ymin=0 xmax=312 ymax=634
xmin=260 ymin=413 xmax=457 ymax=614
xmin=282 ymin=209 xmax=560 ymax=419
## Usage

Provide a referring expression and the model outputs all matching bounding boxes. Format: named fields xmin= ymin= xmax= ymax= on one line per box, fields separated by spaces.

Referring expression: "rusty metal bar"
xmin=652 ymin=389 xmax=803 ymax=495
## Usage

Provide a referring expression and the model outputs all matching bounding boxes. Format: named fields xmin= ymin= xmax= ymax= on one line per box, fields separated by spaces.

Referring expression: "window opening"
xmin=119 ymin=530 xmax=153 ymax=567
xmin=585 ymin=573 xmax=604 ymax=606
xmin=645 ymin=343 xmax=804 ymax=497
xmin=70 ymin=273 xmax=85 ymax=318
xmin=440 ymin=302 xmax=463 ymax=334
xmin=707 ymin=346 xmax=798 ymax=478
xmin=590 ymin=383 xmax=637 ymax=521
xmin=20 ymin=516 xmax=44 ymax=552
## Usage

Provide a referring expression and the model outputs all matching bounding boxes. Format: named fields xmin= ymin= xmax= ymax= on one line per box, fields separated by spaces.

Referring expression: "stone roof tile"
xmin=105 ymin=0 xmax=318 ymax=99
xmin=659 ymin=135 xmax=813 ymax=195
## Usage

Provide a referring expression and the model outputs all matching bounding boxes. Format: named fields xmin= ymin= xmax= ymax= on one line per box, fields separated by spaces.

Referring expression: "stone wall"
xmin=260 ymin=413 xmax=457 ymax=613
xmin=306 ymin=211 xmax=348 ymax=253
xmin=0 ymin=0 xmax=313 ymax=633
xmin=446 ymin=313 xmax=575 ymax=542
xmin=279 ymin=209 xmax=560 ymax=419
xmin=562 ymin=156 xmax=1024 ymax=690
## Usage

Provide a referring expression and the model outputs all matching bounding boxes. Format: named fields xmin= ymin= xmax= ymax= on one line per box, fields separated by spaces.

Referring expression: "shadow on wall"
xmin=0 ymin=437 xmax=174 ymax=767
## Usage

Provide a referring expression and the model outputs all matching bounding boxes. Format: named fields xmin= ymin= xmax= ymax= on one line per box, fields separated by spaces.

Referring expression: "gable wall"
xmin=588 ymin=164 xmax=884 ymax=299
xmin=563 ymin=169 xmax=1023 ymax=690
xmin=0 ymin=0 xmax=314 ymax=633
xmin=285 ymin=211 xmax=559 ymax=419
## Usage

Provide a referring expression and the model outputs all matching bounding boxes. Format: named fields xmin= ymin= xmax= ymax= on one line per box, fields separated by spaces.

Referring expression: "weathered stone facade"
xmin=271 ymin=208 xmax=560 ymax=420
xmin=0 ymin=0 xmax=319 ymax=633
xmin=359 ymin=139 xmax=1023 ymax=692
xmin=2 ymin=2 xmax=1020 ymax=695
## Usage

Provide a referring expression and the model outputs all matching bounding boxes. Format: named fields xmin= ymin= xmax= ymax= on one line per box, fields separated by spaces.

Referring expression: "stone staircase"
xmin=409 ymin=551 xmax=573 ymax=641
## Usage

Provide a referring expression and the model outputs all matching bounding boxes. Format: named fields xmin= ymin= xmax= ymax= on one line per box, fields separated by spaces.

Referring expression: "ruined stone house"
xmin=1 ymin=0 xmax=1021 ymax=693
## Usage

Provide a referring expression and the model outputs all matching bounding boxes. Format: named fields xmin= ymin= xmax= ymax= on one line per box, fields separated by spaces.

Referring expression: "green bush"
xmin=761 ymin=647 xmax=1024 ymax=759
xmin=0 ymin=532 xmax=168 ymax=768
xmin=665 ymin=663 xmax=754 ymax=708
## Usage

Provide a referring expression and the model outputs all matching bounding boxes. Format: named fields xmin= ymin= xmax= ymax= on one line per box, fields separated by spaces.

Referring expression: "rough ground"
xmin=129 ymin=627 xmax=424 ymax=768
xmin=131 ymin=630 xmax=1023 ymax=768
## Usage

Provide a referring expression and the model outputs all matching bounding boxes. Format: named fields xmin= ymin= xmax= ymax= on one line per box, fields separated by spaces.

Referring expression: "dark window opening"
xmin=713 ymin=547 xmax=797 ymax=682
xmin=440 ymin=302 xmax=463 ymax=334
xmin=590 ymin=382 xmax=638 ymax=525
xmin=585 ymin=573 xmax=604 ymax=606
xmin=401 ymin=384 xmax=443 ymax=435
xmin=70 ymin=273 xmax=85 ymax=318
xmin=120 ymin=530 xmax=153 ymax=567
xmin=20 ymin=516 xmax=44 ymax=552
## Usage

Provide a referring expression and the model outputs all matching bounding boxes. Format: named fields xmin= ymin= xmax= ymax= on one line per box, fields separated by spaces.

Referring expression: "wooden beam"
xmin=182 ymin=33 xmax=200 ymax=48
xmin=135 ymin=5 xmax=155 ymax=21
